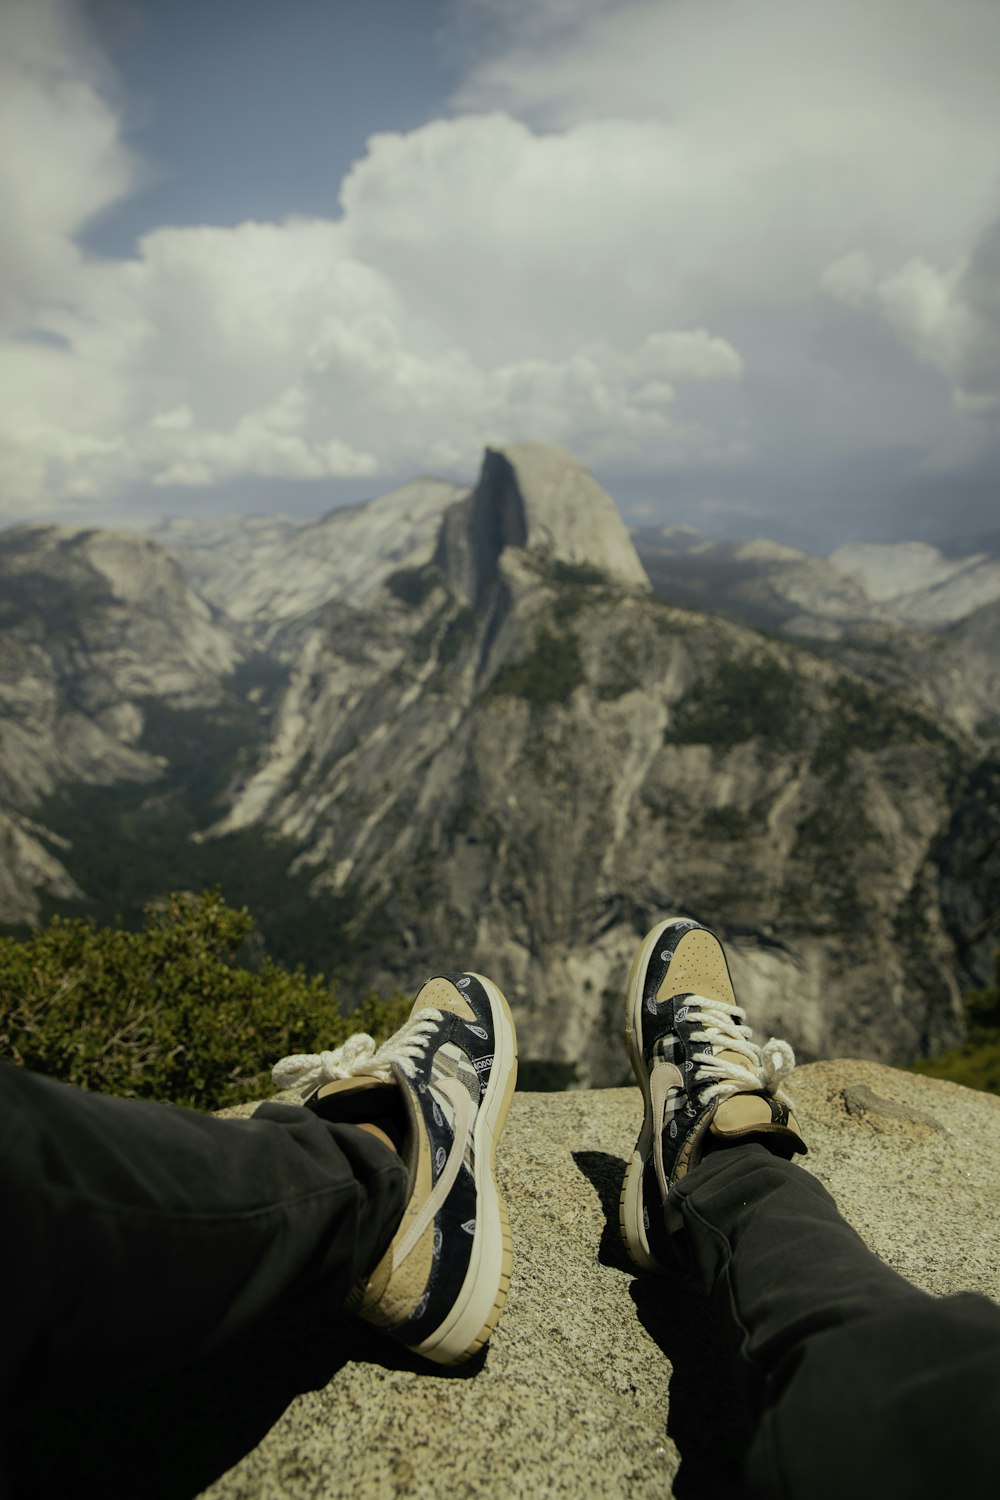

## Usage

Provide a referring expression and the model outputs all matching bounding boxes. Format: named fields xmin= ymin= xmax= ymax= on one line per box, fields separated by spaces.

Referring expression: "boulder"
xmin=200 ymin=1062 xmax=999 ymax=1498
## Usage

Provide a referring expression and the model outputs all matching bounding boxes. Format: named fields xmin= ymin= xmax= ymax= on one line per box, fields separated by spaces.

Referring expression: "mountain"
xmin=0 ymin=525 xmax=251 ymax=924
xmin=829 ymin=541 xmax=1000 ymax=626
xmin=634 ymin=528 xmax=1000 ymax=643
xmin=1 ymin=445 xmax=996 ymax=1083
xmin=151 ymin=477 xmax=467 ymax=634
xmin=201 ymin=447 xmax=976 ymax=1080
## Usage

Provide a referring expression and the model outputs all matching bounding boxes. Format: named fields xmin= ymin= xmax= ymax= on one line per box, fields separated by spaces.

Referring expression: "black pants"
xmin=4 ymin=1067 xmax=999 ymax=1498
xmin=667 ymin=1143 xmax=1000 ymax=1499
xmin=0 ymin=1063 xmax=407 ymax=1412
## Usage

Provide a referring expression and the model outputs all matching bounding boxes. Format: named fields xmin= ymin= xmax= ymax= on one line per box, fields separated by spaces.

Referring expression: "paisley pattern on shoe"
xmin=274 ymin=972 xmax=518 ymax=1365
xmin=619 ymin=918 xmax=806 ymax=1273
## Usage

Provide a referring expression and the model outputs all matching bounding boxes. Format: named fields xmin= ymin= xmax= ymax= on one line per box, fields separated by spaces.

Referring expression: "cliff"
xmin=213 ymin=463 xmax=973 ymax=1078
xmin=2 ymin=443 xmax=996 ymax=1061
xmin=9 ymin=1063 xmax=998 ymax=1498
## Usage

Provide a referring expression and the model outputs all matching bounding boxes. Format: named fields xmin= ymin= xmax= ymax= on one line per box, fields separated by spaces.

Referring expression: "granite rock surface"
xmin=196 ymin=1062 xmax=999 ymax=1499
xmin=8 ymin=1061 xmax=998 ymax=1499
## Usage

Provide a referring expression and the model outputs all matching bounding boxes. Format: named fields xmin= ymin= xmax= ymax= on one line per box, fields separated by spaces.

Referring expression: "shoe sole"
xmin=619 ymin=918 xmax=736 ymax=1272
xmin=413 ymin=973 xmax=518 ymax=1364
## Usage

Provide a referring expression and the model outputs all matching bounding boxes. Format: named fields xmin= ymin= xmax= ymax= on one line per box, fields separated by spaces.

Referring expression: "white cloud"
xmin=820 ymin=253 xmax=876 ymax=311
xmin=151 ymin=388 xmax=379 ymax=488
xmin=1 ymin=0 xmax=999 ymax=525
xmin=445 ymin=0 xmax=1000 ymax=351
xmin=0 ymin=0 xmax=136 ymax=328
xmin=823 ymin=221 xmax=1000 ymax=416
xmin=150 ymin=407 xmax=193 ymax=432
xmin=0 ymin=99 xmax=747 ymax=514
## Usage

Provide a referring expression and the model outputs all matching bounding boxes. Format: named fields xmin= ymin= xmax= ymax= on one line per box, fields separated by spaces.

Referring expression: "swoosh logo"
xmin=390 ymin=1078 xmax=474 ymax=1273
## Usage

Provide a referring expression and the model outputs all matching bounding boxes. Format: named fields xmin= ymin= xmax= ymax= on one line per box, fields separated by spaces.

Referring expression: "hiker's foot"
xmin=619 ymin=917 xmax=806 ymax=1273
xmin=273 ymin=972 xmax=518 ymax=1364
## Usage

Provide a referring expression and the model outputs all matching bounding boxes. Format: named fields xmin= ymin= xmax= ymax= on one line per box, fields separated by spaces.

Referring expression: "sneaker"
xmin=272 ymin=972 xmax=517 ymax=1364
xmin=619 ymin=917 xmax=806 ymax=1273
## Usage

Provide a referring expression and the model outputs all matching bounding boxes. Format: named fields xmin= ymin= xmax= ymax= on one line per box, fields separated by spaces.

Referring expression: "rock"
xmin=216 ymin=544 xmax=970 ymax=1079
xmin=828 ymin=541 xmax=1000 ymax=624
xmin=153 ymin=478 xmax=468 ymax=629
xmin=636 ymin=528 xmax=1000 ymax=638
xmin=436 ymin=444 xmax=649 ymax=605
xmin=0 ymin=525 xmax=249 ymax=920
xmin=196 ymin=1063 xmax=1000 ymax=1498
xmin=839 ymin=1081 xmax=943 ymax=1137
xmin=1 ymin=443 xmax=995 ymax=1074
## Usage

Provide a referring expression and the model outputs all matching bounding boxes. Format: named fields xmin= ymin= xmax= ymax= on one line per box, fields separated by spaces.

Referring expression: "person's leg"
xmin=620 ymin=917 xmax=1000 ymax=1500
xmin=0 ymin=1060 xmax=408 ymax=1410
xmin=277 ymin=969 xmax=519 ymax=1366
xmin=2 ymin=964 xmax=518 ymax=1407
xmin=667 ymin=1143 xmax=1000 ymax=1500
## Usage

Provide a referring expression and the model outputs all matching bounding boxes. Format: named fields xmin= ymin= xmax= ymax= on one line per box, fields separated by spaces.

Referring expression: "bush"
xmin=912 ymin=948 xmax=1000 ymax=1095
xmin=386 ymin=564 xmax=440 ymax=608
xmin=0 ymin=890 xmax=411 ymax=1111
xmin=488 ymin=627 xmax=585 ymax=706
xmin=668 ymin=657 xmax=808 ymax=750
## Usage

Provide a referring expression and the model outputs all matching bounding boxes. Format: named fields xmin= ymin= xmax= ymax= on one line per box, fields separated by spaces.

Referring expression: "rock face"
xmin=10 ymin=1064 xmax=998 ymax=1498
xmin=0 ymin=525 xmax=247 ymax=922
xmin=829 ymin=540 xmax=1000 ymax=625
xmin=635 ymin=528 xmax=1000 ymax=640
xmin=210 ymin=1065 xmax=1000 ymax=1500
xmin=435 ymin=445 xmax=649 ymax=606
xmin=152 ymin=478 xmax=468 ymax=630
xmin=0 ymin=442 xmax=995 ymax=1073
xmin=203 ymin=445 xmax=977 ymax=1079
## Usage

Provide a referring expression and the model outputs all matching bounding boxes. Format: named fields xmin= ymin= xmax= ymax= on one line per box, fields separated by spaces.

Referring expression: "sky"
xmin=1 ymin=0 xmax=999 ymax=551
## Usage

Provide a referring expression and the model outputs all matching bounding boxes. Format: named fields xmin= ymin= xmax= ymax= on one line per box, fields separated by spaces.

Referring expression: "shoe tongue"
xmin=715 ymin=1047 xmax=751 ymax=1072
xmin=314 ymin=1077 xmax=398 ymax=1110
xmin=711 ymin=1092 xmax=778 ymax=1137
xmin=311 ymin=1078 xmax=407 ymax=1142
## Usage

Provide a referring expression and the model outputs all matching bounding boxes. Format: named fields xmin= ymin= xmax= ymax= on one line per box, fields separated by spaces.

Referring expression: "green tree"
xmin=0 ymin=890 xmax=410 ymax=1111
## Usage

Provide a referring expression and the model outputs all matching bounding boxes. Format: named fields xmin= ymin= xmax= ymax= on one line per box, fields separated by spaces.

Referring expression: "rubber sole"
xmin=619 ymin=918 xmax=684 ymax=1272
xmin=619 ymin=918 xmax=737 ymax=1272
xmin=414 ymin=973 xmax=518 ymax=1364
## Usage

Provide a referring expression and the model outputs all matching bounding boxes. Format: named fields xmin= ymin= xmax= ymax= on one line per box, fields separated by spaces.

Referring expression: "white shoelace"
xmin=272 ymin=1008 xmax=444 ymax=1093
xmin=681 ymin=993 xmax=796 ymax=1103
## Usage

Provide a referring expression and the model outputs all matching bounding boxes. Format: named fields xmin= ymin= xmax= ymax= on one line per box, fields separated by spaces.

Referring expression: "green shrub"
xmin=386 ymin=564 xmax=440 ymax=608
xmin=546 ymin=559 xmax=607 ymax=588
xmin=0 ymin=889 xmax=410 ymax=1111
xmin=911 ymin=949 xmax=1000 ymax=1095
xmin=812 ymin=676 xmax=949 ymax=773
xmin=488 ymin=627 xmax=585 ymax=706
xmin=668 ymin=657 xmax=808 ymax=750
xmin=911 ymin=1040 xmax=1000 ymax=1095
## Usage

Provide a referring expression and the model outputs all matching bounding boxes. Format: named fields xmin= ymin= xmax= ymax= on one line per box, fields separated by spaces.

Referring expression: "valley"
xmin=1 ymin=443 xmax=997 ymax=1084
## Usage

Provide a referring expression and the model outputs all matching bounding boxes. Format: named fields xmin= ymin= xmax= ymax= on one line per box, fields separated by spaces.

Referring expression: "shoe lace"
xmin=682 ymin=994 xmax=796 ymax=1104
xmin=272 ymin=1008 xmax=444 ymax=1093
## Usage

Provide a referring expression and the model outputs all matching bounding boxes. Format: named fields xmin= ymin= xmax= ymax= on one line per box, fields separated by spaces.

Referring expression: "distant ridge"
xmin=1 ymin=442 xmax=997 ymax=1079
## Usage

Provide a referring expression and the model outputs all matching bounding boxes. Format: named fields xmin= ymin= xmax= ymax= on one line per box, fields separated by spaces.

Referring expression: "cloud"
xmin=151 ymin=389 xmax=379 ymax=488
xmin=820 ymin=252 xmax=876 ymax=311
xmin=0 ymin=0 xmax=136 ymax=328
xmin=0 ymin=88 xmax=746 ymax=515
xmin=823 ymin=219 xmax=1000 ymax=417
xmin=1 ymin=0 xmax=999 ymax=534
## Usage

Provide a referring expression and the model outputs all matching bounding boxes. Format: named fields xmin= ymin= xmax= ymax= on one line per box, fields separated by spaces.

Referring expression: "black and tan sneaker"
xmin=620 ymin=917 xmax=806 ymax=1273
xmin=273 ymin=972 xmax=518 ymax=1364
